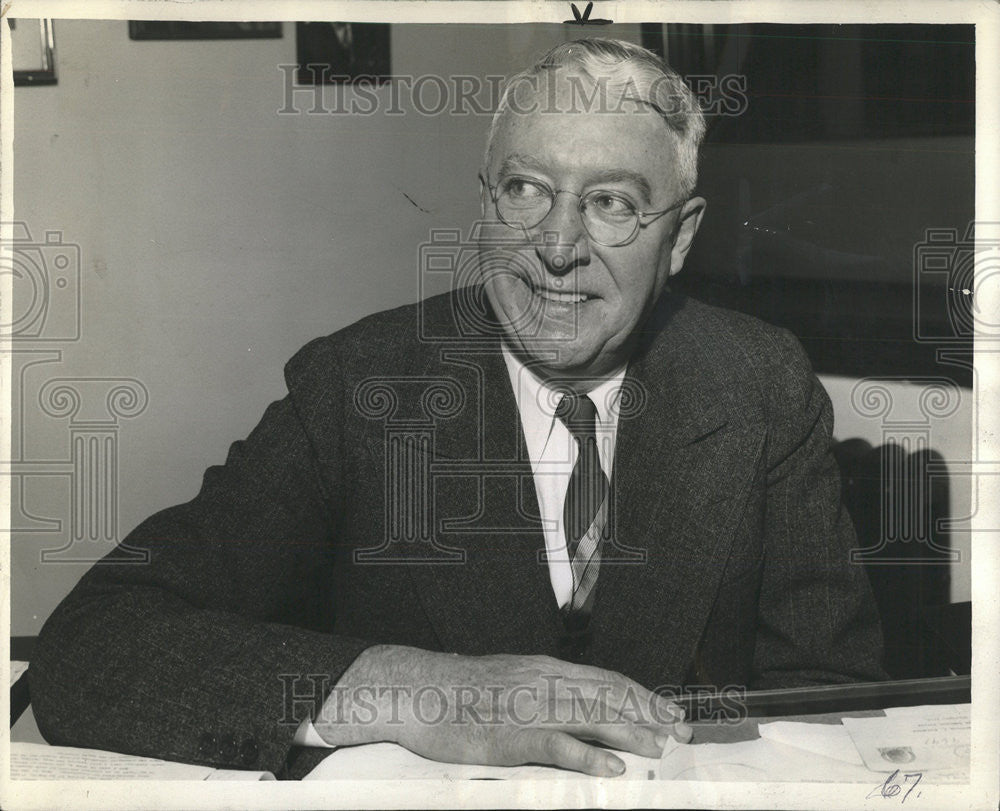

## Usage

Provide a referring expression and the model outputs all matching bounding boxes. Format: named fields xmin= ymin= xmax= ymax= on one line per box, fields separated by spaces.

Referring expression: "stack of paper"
xmin=659 ymin=704 xmax=970 ymax=785
xmin=842 ymin=704 xmax=970 ymax=783
xmin=658 ymin=722 xmax=872 ymax=783
xmin=10 ymin=660 xmax=29 ymax=684
xmin=10 ymin=743 xmax=276 ymax=781
xmin=305 ymin=703 xmax=972 ymax=784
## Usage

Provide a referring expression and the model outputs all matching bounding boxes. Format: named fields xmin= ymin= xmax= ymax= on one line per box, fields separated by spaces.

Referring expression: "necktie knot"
xmin=555 ymin=392 xmax=599 ymax=441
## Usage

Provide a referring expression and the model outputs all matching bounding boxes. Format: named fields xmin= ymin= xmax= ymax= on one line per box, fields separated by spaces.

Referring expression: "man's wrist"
xmin=310 ymin=644 xmax=415 ymax=747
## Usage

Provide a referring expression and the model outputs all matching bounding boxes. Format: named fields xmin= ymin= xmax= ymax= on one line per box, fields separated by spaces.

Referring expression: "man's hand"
xmin=311 ymin=645 xmax=691 ymax=777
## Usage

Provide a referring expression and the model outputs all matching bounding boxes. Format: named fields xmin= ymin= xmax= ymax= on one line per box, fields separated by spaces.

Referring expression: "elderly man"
xmin=31 ymin=38 xmax=884 ymax=779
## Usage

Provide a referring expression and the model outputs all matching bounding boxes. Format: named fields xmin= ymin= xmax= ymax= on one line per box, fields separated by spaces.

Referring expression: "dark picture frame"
xmin=12 ymin=18 xmax=58 ymax=87
xmin=296 ymin=22 xmax=391 ymax=84
xmin=127 ymin=21 xmax=282 ymax=40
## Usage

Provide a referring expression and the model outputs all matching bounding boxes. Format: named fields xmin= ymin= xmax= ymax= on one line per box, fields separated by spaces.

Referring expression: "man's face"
xmin=479 ymin=71 xmax=705 ymax=383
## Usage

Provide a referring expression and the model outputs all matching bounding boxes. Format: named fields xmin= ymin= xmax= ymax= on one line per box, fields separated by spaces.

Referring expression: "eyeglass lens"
xmin=495 ymin=179 xmax=639 ymax=246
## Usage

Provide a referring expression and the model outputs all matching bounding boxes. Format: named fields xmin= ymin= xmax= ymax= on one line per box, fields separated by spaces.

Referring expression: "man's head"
xmin=478 ymin=38 xmax=707 ymax=384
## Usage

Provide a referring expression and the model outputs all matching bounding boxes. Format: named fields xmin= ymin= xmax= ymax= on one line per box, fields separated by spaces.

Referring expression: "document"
xmin=305 ymin=705 xmax=973 ymax=784
xmin=658 ymin=705 xmax=970 ymax=784
xmin=658 ymin=735 xmax=876 ymax=783
xmin=10 ymin=661 xmax=29 ymax=685
xmin=10 ymin=743 xmax=275 ymax=781
xmin=842 ymin=704 xmax=970 ymax=773
xmin=757 ymin=720 xmax=864 ymax=766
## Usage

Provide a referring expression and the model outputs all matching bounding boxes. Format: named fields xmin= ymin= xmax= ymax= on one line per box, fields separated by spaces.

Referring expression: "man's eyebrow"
xmin=496 ymin=156 xmax=653 ymax=205
xmin=588 ymin=170 xmax=652 ymax=205
xmin=497 ymin=154 xmax=548 ymax=177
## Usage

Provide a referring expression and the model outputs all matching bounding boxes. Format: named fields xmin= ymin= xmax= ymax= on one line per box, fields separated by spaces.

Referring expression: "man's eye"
xmin=590 ymin=193 xmax=635 ymax=216
xmin=503 ymin=178 xmax=548 ymax=199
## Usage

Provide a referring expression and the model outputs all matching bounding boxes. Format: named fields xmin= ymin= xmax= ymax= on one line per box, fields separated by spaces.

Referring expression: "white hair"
xmin=485 ymin=38 xmax=706 ymax=197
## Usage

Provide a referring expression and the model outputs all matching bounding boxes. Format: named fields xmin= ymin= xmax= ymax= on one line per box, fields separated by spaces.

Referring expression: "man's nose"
xmin=533 ymin=193 xmax=590 ymax=276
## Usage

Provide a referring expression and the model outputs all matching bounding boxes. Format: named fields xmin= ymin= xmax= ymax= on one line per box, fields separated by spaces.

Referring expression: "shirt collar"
xmin=500 ymin=343 xmax=628 ymax=462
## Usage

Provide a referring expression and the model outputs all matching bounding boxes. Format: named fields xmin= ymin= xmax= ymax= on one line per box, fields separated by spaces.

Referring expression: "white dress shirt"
xmin=296 ymin=345 xmax=627 ymax=747
xmin=499 ymin=344 xmax=627 ymax=609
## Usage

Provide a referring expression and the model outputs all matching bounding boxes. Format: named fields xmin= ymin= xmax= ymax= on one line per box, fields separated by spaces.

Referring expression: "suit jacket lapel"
xmin=589 ymin=298 xmax=765 ymax=688
xmin=403 ymin=340 xmax=563 ymax=656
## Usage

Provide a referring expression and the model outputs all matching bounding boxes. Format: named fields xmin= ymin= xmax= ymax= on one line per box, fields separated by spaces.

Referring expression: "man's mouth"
xmin=526 ymin=280 xmax=592 ymax=304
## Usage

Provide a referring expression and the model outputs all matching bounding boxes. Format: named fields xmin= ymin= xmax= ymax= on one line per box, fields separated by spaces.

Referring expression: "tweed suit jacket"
xmin=31 ymin=288 xmax=885 ymax=776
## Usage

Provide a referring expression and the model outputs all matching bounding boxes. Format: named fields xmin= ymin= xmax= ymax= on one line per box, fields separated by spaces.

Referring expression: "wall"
xmin=10 ymin=20 xmax=970 ymax=636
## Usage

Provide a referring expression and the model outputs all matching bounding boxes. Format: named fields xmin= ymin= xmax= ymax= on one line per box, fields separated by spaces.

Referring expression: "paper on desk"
xmin=10 ymin=660 xmax=29 ymax=685
xmin=304 ymin=741 xmax=662 ymax=780
xmin=10 ymin=743 xmax=275 ymax=781
xmin=842 ymin=705 xmax=970 ymax=774
xmin=757 ymin=720 xmax=864 ymax=766
xmin=659 ymin=736 xmax=877 ymax=783
xmin=883 ymin=703 xmax=971 ymax=719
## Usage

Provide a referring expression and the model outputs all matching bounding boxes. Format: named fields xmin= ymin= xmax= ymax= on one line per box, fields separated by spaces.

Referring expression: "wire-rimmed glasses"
xmin=482 ymin=173 xmax=687 ymax=248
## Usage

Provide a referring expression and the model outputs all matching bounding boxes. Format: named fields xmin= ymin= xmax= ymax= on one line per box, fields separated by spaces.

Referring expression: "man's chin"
xmin=504 ymin=336 xmax=605 ymax=380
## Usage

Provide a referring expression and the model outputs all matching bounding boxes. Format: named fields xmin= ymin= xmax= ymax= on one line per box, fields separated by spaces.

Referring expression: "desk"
xmin=282 ymin=676 xmax=971 ymax=780
xmin=10 ymin=638 xmax=972 ymax=782
xmin=681 ymin=675 xmax=971 ymax=727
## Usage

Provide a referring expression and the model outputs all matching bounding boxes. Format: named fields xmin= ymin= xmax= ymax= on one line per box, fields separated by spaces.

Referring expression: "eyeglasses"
xmin=482 ymin=173 xmax=687 ymax=248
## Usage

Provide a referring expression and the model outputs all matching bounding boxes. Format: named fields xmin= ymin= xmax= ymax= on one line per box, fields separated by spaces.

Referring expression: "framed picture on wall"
xmin=11 ymin=18 xmax=57 ymax=86
xmin=127 ymin=21 xmax=282 ymax=40
xmin=296 ymin=22 xmax=391 ymax=83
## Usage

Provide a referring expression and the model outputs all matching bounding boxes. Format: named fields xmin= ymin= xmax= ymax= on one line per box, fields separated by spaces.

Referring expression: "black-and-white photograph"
xmin=2 ymin=2 xmax=997 ymax=809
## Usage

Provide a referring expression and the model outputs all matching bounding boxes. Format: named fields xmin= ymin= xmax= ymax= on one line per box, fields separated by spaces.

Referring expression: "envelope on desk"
xmin=659 ymin=726 xmax=874 ymax=783
xmin=659 ymin=706 xmax=971 ymax=784
xmin=842 ymin=706 xmax=970 ymax=773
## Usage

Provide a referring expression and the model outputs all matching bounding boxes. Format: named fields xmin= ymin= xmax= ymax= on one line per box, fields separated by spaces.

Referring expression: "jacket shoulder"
xmin=284 ymin=292 xmax=459 ymax=387
xmin=673 ymin=296 xmax=804 ymax=354
xmin=657 ymin=295 xmax=822 ymax=432
xmin=665 ymin=295 xmax=814 ymax=381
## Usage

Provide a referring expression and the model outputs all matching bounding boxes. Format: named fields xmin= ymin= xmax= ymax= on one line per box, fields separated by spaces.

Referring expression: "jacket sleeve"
xmin=30 ymin=337 xmax=371 ymax=776
xmin=750 ymin=329 xmax=888 ymax=688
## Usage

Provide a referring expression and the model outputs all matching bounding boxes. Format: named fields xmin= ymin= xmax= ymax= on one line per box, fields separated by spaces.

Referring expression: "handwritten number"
xmin=866 ymin=770 xmax=924 ymax=803
xmin=882 ymin=769 xmax=902 ymax=797
xmin=902 ymin=772 xmax=923 ymax=803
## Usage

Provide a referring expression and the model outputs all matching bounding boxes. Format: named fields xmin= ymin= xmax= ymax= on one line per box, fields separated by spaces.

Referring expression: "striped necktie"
xmin=556 ymin=392 xmax=610 ymax=624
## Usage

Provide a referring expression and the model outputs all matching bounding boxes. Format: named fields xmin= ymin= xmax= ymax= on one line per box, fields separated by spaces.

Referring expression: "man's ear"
xmin=668 ymin=196 xmax=707 ymax=277
xmin=478 ymin=174 xmax=488 ymax=218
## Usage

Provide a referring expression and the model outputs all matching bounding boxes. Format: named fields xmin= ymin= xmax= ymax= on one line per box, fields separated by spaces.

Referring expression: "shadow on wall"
xmin=834 ymin=440 xmax=969 ymax=680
